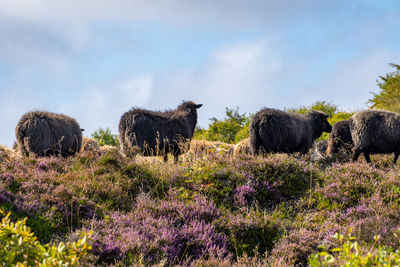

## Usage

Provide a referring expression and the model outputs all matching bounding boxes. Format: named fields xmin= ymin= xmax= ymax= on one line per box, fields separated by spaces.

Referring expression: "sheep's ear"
xmin=195 ymin=104 xmax=203 ymax=109
xmin=81 ymin=128 xmax=85 ymax=132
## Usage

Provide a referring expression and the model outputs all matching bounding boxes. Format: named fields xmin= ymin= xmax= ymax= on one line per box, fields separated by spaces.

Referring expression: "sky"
xmin=1 ymin=0 xmax=400 ymax=147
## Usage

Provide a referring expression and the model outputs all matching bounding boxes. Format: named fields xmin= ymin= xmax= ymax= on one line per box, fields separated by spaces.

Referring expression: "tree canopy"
xmin=193 ymin=108 xmax=251 ymax=144
xmin=91 ymin=127 xmax=119 ymax=146
xmin=369 ymin=63 xmax=400 ymax=112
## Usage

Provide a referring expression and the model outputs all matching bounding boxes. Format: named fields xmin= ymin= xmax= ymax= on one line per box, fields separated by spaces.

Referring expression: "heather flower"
xmin=0 ymin=186 xmax=13 ymax=203
xmin=270 ymin=228 xmax=322 ymax=266
xmin=0 ymin=172 xmax=15 ymax=187
xmin=87 ymin=193 xmax=228 ymax=265
xmin=234 ymin=184 xmax=256 ymax=206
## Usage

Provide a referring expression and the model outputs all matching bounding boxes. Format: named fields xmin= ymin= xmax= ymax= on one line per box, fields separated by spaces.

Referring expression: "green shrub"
xmin=193 ymin=107 xmax=251 ymax=143
xmin=0 ymin=209 xmax=92 ymax=266
xmin=91 ymin=127 xmax=119 ymax=147
xmin=308 ymin=228 xmax=400 ymax=266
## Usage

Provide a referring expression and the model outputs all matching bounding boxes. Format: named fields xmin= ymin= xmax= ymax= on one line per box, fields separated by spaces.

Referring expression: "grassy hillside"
xmin=1 ymin=147 xmax=400 ymax=266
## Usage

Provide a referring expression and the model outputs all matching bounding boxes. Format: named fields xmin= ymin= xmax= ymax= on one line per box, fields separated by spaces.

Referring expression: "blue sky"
xmin=1 ymin=0 xmax=400 ymax=146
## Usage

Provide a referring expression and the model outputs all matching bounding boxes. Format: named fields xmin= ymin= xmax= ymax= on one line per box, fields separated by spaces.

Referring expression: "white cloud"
xmin=192 ymin=39 xmax=283 ymax=121
xmin=0 ymin=20 xmax=89 ymax=76
xmin=58 ymin=74 xmax=153 ymax=136
xmin=139 ymin=38 xmax=284 ymax=126
xmin=0 ymin=0 xmax=315 ymax=26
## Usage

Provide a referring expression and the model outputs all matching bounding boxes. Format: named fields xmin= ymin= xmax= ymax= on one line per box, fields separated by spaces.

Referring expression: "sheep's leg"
xmin=363 ymin=152 xmax=371 ymax=163
xmin=249 ymin=131 xmax=262 ymax=155
xmin=174 ymin=154 xmax=179 ymax=163
xmin=352 ymin=147 xmax=361 ymax=162
xmin=393 ymin=153 xmax=399 ymax=166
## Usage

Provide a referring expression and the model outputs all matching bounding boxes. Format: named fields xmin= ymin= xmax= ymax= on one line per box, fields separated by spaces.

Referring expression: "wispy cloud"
xmin=58 ymin=74 xmax=153 ymax=136
xmin=0 ymin=0 xmax=324 ymax=26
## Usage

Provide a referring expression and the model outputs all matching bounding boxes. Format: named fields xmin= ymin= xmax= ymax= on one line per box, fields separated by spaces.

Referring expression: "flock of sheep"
xmin=6 ymin=101 xmax=400 ymax=165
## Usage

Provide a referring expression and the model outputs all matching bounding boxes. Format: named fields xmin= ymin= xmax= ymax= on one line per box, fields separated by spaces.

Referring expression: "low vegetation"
xmin=2 ymin=145 xmax=400 ymax=265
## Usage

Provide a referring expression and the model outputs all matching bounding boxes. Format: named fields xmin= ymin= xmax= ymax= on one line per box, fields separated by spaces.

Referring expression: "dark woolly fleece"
xmin=349 ymin=109 xmax=400 ymax=164
xmin=249 ymin=108 xmax=332 ymax=155
xmin=15 ymin=111 xmax=82 ymax=157
xmin=118 ymin=101 xmax=202 ymax=161
xmin=326 ymin=120 xmax=353 ymax=155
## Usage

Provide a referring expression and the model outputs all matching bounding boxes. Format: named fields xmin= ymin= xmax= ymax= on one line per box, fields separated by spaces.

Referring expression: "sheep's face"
xmin=309 ymin=110 xmax=332 ymax=133
xmin=328 ymin=136 xmax=341 ymax=154
xmin=178 ymin=101 xmax=203 ymax=114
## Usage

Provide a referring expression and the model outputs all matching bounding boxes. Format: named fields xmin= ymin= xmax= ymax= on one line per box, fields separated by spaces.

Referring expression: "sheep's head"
xmin=178 ymin=101 xmax=202 ymax=113
xmin=309 ymin=110 xmax=332 ymax=133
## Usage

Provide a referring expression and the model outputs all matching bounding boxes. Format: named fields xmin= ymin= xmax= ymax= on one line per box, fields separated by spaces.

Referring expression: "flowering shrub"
xmin=88 ymin=193 xmax=228 ymax=265
xmin=2 ymin=143 xmax=400 ymax=265
xmin=217 ymin=209 xmax=283 ymax=258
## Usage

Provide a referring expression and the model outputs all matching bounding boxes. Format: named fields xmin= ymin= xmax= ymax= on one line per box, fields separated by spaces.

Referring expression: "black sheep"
xmin=15 ymin=111 xmax=82 ymax=157
xmin=118 ymin=101 xmax=202 ymax=162
xmin=249 ymin=108 xmax=332 ymax=155
xmin=349 ymin=109 xmax=400 ymax=164
xmin=326 ymin=120 xmax=353 ymax=156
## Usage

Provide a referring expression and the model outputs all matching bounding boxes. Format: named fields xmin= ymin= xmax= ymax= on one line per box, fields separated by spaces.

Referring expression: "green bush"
xmin=286 ymin=101 xmax=338 ymax=118
xmin=308 ymin=228 xmax=400 ymax=266
xmin=0 ymin=209 xmax=92 ymax=266
xmin=91 ymin=127 xmax=119 ymax=147
xmin=193 ymin=107 xmax=251 ymax=144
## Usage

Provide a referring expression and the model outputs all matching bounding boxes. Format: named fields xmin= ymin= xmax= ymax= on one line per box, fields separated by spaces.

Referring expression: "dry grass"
xmin=189 ymin=139 xmax=234 ymax=155
xmin=0 ymin=144 xmax=17 ymax=161
xmin=233 ymin=138 xmax=251 ymax=157
xmin=80 ymin=137 xmax=101 ymax=155
xmin=99 ymin=145 xmax=120 ymax=154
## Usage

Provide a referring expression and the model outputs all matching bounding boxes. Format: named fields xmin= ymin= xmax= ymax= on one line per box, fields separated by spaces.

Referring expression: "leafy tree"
xmin=286 ymin=101 xmax=338 ymax=118
xmin=369 ymin=63 xmax=400 ymax=112
xmin=193 ymin=108 xmax=250 ymax=144
xmin=91 ymin=127 xmax=119 ymax=147
xmin=234 ymin=116 xmax=251 ymax=143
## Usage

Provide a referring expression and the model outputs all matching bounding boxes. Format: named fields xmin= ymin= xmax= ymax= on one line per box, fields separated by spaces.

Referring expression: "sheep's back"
xmin=119 ymin=110 xmax=191 ymax=148
xmin=350 ymin=110 xmax=400 ymax=153
xmin=254 ymin=109 xmax=309 ymax=151
xmin=16 ymin=112 xmax=82 ymax=156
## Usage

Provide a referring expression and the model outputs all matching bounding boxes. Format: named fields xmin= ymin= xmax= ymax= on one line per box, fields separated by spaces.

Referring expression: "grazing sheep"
xmin=233 ymin=138 xmax=251 ymax=157
xmin=80 ymin=137 xmax=101 ymax=155
xmin=326 ymin=120 xmax=353 ymax=156
xmin=15 ymin=111 xmax=82 ymax=157
xmin=189 ymin=140 xmax=234 ymax=155
xmin=249 ymin=108 xmax=332 ymax=155
xmin=118 ymin=101 xmax=202 ymax=162
xmin=349 ymin=109 xmax=400 ymax=164
xmin=311 ymin=139 xmax=328 ymax=161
